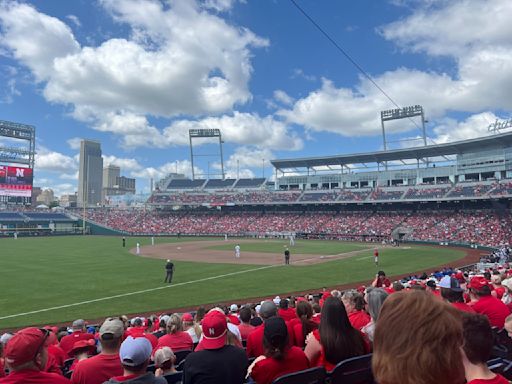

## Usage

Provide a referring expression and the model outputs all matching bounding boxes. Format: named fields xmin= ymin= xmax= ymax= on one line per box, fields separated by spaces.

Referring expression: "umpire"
xmin=164 ymin=259 xmax=175 ymax=283
xmin=284 ymin=247 xmax=290 ymax=265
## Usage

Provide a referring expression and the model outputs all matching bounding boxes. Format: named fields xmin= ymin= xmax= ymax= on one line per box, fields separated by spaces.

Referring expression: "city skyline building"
xmin=78 ymin=139 xmax=103 ymax=207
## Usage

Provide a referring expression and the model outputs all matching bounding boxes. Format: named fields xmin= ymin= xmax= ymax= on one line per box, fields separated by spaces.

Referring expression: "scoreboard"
xmin=0 ymin=166 xmax=33 ymax=197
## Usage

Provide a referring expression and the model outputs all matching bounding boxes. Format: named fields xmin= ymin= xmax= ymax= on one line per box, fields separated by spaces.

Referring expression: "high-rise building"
xmin=102 ymin=165 xmax=136 ymax=202
xmin=78 ymin=140 xmax=103 ymax=207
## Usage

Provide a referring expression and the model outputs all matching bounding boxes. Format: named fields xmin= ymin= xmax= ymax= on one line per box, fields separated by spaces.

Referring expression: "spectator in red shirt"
xmin=341 ymin=290 xmax=371 ymax=330
xmin=126 ymin=318 xmax=158 ymax=350
xmin=248 ymin=316 xmax=309 ymax=384
xmin=371 ymin=271 xmax=391 ymax=288
xmin=156 ymin=314 xmax=193 ymax=352
xmin=439 ymin=276 xmax=475 ymax=313
xmin=227 ymin=305 xmax=241 ymax=325
xmin=68 ymin=339 xmax=96 ymax=372
xmin=462 ymin=313 xmax=509 ymax=384
xmin=372 ymin=291 xmax=465 ymax=384
xmin=246 ymin=301 xmax=278 ymax=358
xmin=237 ymin=307 xmax=255 ymax=342
xmin=305 ymin=297 xmax=368 ymax=371
xmin=104 ymin=336 xmax=166 ymax=384
xmin=492 ymin=274 xmax=506 ymax=300
xmin=468 ymin=276 xmax=510 ymax=328
xmin=278 ymin=299 xmax=296 ymax=322
xmin=60 ymin=320 xmax=95 ymax=357
xmin=292 ymin=301 xmax=317 ymax=348
xmin=0 ymin=327 xmax=70 ymax=384
xmin=71 ymin=317 xmax=124 ymax=384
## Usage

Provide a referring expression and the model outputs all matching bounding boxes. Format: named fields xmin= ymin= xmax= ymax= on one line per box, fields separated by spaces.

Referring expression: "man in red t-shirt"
xmin=60 ymin=319 xmax=95 ymax=357
xmin=0 ymin=327 xmax=70 ymax=383
xmin=462 ymin=313 xmax=509 ymax=384
xmin=468 ymin=276 xmax=510 ymax=328
xmin=71 ymin=317 xmax=124 ymax=384
xmin=227 ymin=304 xmax=241 ymax=325
xmin=237 ymin=307 xmax=255 ymax=342
xmin=278 ymin=299 xmax=296 ymax=322
xmin=246 ymin=301 xmax=278 ymax=358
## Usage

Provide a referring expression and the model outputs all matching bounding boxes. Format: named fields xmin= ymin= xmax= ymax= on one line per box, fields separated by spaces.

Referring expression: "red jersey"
xmin=452 ymin=302 xmax=476 ymax=313
xmin=227 ymin=314 xmax=240 ymax=325
xmin=292 ymin=322 xmax=318 ymax=348
xmin=0 ymin=369 xmax=71 ymax=384
xmin=246 ymin=325 xmax=265 ymax=358
xmin=48 ymin=344 xmax=67 ymax=368
xmin=71 ymin=353 xmax=123 ymax=384
xmin=251 ymin=346 xmax=309 ymax=384
xmin=237 ymin=323 xmax=255 ymax=341
xmin=494 ymin=286 xmax=506 ymax=300
xmin=471 ymin=296 xmax=511 ymax=328
xmin=348 ymin=310 xmax=371 ymax=331
xmin=278 ymin=308 xmax=297 ymax=322
xmin=60 ymin=332 xmax=95 ymax=357
xmin=467 ymin=374 xmax=509 ymax=384
xmin=156 ymin=332 xmax=193 ymax=352
xmin=125 ymin=328 xmax=158 ymax=349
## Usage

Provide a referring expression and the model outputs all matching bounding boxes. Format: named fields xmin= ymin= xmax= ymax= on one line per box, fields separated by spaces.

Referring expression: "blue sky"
xmin=0 ymin=0 xmax=511 ymax=196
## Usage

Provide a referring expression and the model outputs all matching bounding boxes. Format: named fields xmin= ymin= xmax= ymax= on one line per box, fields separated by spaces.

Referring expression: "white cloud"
xmin=291 ymin=68 xmax=316 ymax=82
xmin=273 ymin=90 xmax=294 ymax=106
xmin=66 ymin=14 xmax=81 ymax=28
xmin=202 ymin=0 xmax=237 ymax=12
xmin=35 ymin=147 xmax=77 ymax=173
xmin=66 ymin=137 xmax=82 ymax=150
xmin=102 ymin=155 xmax=143 ymax=171
xmin=280 ymin=0 xmax=512 ymax=142
xmin=431 ymin=112 xmax=505 ymax=144
xmin=130 ymin=160 xmax=203 ymax=180
xmin=164 ymin=112 xmax=303 ymax=150
xmin=0 ymin=1 xmax=80 ymax=81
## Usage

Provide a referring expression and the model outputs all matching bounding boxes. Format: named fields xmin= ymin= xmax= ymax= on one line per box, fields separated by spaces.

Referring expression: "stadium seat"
xmin=328 ymin=353 xmax=374 ymax=384
xmin=164 ymin=371 xmax=183 ymax=383
xmin=64 ymin=370 xmax=73 ymax=379
xmin=62 ymin=358 xmax=74 ymax=375
xmin=146 ymin=363 xmax=156 ymax=373
xmin=176 ymin=359 xmax=186 ymax=372
xmin=174 ymin=349 xmax=192 ymax=364
xmin=271 ymin=366 xmax=326 ymax=384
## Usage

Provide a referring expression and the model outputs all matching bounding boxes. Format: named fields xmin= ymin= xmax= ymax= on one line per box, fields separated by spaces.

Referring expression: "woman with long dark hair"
xmin=292 ymin=300 xmax=318 ymax=348
xmin=248 ymin=316 xmax=309 ymax=384
xmin=304 ymin=296 xmax=368 ymax=371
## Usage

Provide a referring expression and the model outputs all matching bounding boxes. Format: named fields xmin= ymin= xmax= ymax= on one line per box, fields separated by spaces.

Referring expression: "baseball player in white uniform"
xmin=235 ymin=244 xmax=241 ymax=258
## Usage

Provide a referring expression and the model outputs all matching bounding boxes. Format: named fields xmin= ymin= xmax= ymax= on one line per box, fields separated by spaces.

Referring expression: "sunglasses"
xmin=33 ymin=328 xmax=50 ymax=361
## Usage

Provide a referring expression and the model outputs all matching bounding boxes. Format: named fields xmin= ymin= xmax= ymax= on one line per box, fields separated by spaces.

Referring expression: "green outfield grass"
xmin=207 ymin=240 xmax=367 ymax=254
xmin=0 ymin=236 xmax=465 ymax=329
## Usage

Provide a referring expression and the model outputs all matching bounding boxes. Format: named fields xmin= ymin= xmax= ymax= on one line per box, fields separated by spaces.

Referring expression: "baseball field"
xmin=0 ymin=235 xmax=478 ymax=329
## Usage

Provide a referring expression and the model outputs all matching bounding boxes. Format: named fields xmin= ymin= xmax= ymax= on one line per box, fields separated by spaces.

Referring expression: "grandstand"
xmin=0 ymin=210 xmax=80 ymax=236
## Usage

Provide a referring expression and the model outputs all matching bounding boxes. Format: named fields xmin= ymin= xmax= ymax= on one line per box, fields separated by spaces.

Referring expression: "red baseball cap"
xmin=4 ymin=328 xmax=50 ymax=367
xmin=69 ymin=339 xmax=96 ymax=356
xmin=200 ymin=311 xmax=227 ymax=350
xmin=468 ymin=276 xmax=490 ymax=290
xmin=182 ymin=313 xmax=193 ymax=322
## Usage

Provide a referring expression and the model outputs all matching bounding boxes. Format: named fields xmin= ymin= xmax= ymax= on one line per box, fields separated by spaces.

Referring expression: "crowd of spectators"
xmin=4 ymin=261 xmax=512 ymax=383
xmin=83 ymin=208 xmax=512 ymax=246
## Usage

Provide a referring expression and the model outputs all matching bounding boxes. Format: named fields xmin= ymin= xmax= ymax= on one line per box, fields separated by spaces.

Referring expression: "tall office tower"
xmin=78 ymin=140 xmax=103 ymax=207
xmin=102 ymin=164 xmax=120 ymax=202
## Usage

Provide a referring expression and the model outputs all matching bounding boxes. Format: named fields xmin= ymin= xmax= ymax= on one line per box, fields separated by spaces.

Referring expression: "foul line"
xmin=0 ymin=264 xmax=278 ymax=321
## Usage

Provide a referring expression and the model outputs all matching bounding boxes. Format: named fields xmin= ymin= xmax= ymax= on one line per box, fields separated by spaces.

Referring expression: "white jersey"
xmin=235 ymin=245 xmax=241 ymax=257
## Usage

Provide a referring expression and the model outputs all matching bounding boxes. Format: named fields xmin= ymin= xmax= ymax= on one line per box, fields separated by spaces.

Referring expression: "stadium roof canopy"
xmin=271 ymin=131 xmax=512 ymax=171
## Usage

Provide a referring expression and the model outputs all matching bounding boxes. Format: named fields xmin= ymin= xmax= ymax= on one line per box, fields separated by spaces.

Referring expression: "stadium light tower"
xmin=380 ymin=105 xmax=427 ymax=151
xmin=188 ymin=129 xmax=225 ymax=180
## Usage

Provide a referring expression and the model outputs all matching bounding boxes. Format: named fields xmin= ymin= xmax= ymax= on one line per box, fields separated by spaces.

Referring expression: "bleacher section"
xmin=0 ymin=211 xmax=79 ymax=235
xmin=167 ymin=179 xmax=206 ymax=189
xmin=203 ymin=178 xmax=236 ymax=189
xmin=233 ymin=178 xmax=266 ymax=188
xmin=147 ymin=179 xmax=512 ymax=206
